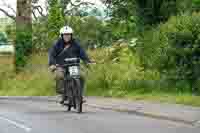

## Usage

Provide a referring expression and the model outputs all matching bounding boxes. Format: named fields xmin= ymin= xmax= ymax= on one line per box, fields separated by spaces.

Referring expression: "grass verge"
xmin=0 ymin=51 xmax=200 ymax=107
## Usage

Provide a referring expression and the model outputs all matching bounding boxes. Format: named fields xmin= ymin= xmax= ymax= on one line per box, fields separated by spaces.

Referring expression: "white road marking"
xmin=0 ymin=116 xmax=32 ymax=132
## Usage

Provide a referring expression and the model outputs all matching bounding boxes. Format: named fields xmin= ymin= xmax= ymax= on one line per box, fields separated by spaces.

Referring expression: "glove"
xmin=49 ymin=65 xmax=57 ymax=72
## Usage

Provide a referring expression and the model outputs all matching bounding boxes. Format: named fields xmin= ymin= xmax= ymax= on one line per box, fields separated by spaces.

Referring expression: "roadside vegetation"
xmin=0 ymin=0 xmax=200 ymax=106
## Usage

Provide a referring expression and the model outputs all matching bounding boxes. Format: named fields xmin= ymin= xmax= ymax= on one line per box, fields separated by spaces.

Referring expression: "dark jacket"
xmin=48 ymin=38 xmax=91 ymax=66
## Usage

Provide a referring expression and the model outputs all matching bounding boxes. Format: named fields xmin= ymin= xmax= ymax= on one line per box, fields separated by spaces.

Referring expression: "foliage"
xmin=0 ymin=32 xmax=8 ymax=45
xmin=164 ymin=13 xmax=200 ymax=91
xmin=47 ymin=0 xmax=64 ymax=45
xmin=110 ymin=0 xmax=178 ymax=32
xmin=136 ymin=13 xmax=200 ymax=93
xmin=3 ymin=0 xmax=200 ymax=97
xmin=109 ymin=0 xmax=194 ymax=35
xmin=1 ymin=53 xmax=200 ymax=107
xmin=65 ymin=16 xmax=113 ymax=48
xmin=192 ymin=0 xmax=200 ymax=12
xmin=5 ymin=23 xmax=16 ymax=42
xmin=15 ymin=28 xmax=32 ymax=72
xmin=33 ymin=15 xmax=114 ymax=50
xmin=32 ymin=19 xmax=49 ymax=52
xmin=109 ymin=0 xmax=137 ymax=37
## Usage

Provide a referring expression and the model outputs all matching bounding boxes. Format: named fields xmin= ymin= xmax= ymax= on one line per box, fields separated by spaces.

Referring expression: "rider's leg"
xmin=54 ymin=67 xmax=65 ymax=94
xmin=56 ymin=79 xmax=64 ymax=94
xmin=54 ymin=67 xmax=66 ymax=104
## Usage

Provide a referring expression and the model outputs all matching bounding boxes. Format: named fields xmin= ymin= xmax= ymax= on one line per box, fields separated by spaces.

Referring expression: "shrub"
xmin=136 ymin=13 xmax=200 ymax=93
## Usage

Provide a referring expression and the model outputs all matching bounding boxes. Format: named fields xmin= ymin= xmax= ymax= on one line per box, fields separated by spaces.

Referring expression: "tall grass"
xmin=0 ymin=50 xmax=199 ymax=106
xmin=0 ymin=53 xmax=55 ymax=96
xmin=85 ymin=47 xmax=161 ymax=97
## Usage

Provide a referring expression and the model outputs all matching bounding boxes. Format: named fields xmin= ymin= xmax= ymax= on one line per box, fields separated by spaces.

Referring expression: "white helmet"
xmin=60 ymin=26 xmax=73 ymax=35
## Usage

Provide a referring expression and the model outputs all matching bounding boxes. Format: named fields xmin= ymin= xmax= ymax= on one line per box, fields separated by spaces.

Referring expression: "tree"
xmin=15 ymin=0 xmax=32 ymax=72
xmin=47 ymin=0 xmax=64 ymax=46
xmin=136 ymin=13 xmax=200 ymax=93
xmin=0 ymin=0 xmax=46 ymax=21
xmin=105 ymin=0 xmax=192 ymax=33
xmin=59 ymin=0 xmax=94 ymax=17
xmin=192 ymin=0 xmax=200 ymax=12
xmin=47 ymin=0 xmax=95 ymax=45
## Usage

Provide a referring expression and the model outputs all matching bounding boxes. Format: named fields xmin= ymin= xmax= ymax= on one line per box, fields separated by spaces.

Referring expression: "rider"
xmin=48 ymin=25 xmax=92 ymax=104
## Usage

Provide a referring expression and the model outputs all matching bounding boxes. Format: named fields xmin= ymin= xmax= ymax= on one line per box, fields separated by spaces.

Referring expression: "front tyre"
xmin=67 ymin=98 xmax=72 ymax=111
xmin=74 ymin=78 xmax=82 ymax=113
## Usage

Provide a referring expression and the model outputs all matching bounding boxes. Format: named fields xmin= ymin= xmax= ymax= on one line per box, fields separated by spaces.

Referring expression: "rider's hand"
xmin=88 ymin=62 xmax=96 ymax=65
xmin=85 ymin=61 xmax=96 ymax=70
xmin=88 ymin=59 xmax=96 ymax=65
xmin=49 ymin=65 xmax=57 ymax=72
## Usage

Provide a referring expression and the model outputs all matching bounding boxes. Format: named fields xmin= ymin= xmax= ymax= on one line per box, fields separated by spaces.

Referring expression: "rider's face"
xmin=63 ymin=34 xmax=72 ymax=43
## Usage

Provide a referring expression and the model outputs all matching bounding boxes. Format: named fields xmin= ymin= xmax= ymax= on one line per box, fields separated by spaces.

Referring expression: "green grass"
xmin=0 ymin=50 xmax=200 ymax=107
xmin=0 ymin=69 xmax=55 ymax=96
xmin=126 ymin=91 xmax=200 ymax=107
xmin=86 ymin=88 xmax=200 ymax=107
xmin=84 ymin=49 xmax=200 ymax=107
xmin=0 ymin=53 xmax=56 ymax=96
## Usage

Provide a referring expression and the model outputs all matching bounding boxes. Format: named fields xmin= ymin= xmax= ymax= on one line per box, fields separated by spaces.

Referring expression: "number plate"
xmin=69 ymin=66 xmax=80 ymax=76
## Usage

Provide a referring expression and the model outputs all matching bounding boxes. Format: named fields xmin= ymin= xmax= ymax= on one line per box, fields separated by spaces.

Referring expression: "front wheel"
xmin=67 ymin=104 xmax=72 ymax=111
xmin=74 ymin=78 xmax=82 ymax=113
xmin=76 ymin=95 xmax=82 ymax=113
xmin=64 ymin=78 xmax=73 ymax=111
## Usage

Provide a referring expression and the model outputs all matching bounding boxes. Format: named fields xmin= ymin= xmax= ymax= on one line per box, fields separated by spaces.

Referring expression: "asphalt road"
xmin=0 ymin=99 xmax=199 ymax=133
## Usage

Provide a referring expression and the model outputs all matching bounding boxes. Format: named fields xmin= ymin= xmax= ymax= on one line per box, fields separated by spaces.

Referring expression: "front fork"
xmin=63 ymin=77 xmax=82 ymax=105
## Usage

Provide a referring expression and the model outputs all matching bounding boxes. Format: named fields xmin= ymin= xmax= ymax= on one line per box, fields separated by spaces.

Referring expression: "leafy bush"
xmin=15 ymin=28 xmax=32 ymax=72
xmin=33 ymin=15 xmax=114 ymax=51
xmin=192 ymin=0 xmax=200 ymax=12
xmin=136 ymin=13 xmax=200 ymax=93
xmin=5 ymin=21 xmax=32 ymax=72
xmin=65 ymin=16 xmax=113 ymax=48
xmin=5 ymin=23 xmax=16 ymax=42
xmin=85 ymin=43 xmax=160 ymax=97
xmin=47 ymin=0 xmax=64 ymax=47
xmin=32 ymin=20 xmax=49 ymax=52
xmin=0 ymin=32 xmax=8 ymax=45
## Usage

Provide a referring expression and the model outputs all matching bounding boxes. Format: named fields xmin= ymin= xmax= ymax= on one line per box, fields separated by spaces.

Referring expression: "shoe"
xmin=59 ymin=95 xmax=66 ymax=105
xmin=56 ymin=95 xmax=62 ymax=101
xmin=63 ymin=100 xmax=70 ymax=105
xmin=82 ymin=97 xmax=86 ymax=103
xmin=59 ymin=98 xmax=65 ymax=104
